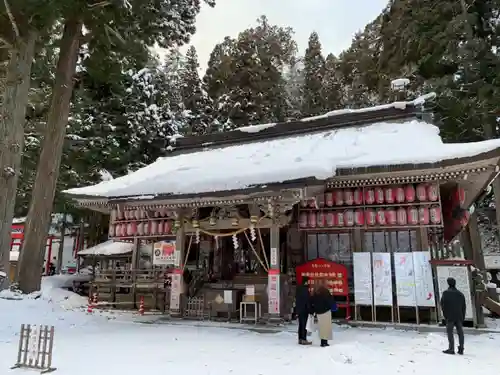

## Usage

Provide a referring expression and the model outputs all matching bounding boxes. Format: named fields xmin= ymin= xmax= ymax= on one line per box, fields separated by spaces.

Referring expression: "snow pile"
xmin=64 ymin=118 xmax=500 ymax=198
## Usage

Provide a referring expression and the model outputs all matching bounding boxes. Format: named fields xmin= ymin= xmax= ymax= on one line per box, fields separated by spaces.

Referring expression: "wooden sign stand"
xmin=11 ymin=324 xmax=56 ymax=374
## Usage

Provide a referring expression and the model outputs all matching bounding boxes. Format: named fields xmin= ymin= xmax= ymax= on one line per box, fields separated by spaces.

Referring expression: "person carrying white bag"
xmin=294 ymin=276 xmax=312 ymax=345
xmin=305 ymin=313 xmax=316 ymax=333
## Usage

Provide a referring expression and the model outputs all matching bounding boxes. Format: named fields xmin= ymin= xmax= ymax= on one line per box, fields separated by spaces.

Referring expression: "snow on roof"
xmin=64 ymin=117 xmax=500 ymax=199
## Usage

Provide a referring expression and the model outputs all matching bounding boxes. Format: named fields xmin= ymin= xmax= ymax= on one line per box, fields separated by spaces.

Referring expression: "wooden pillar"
xmin=268 ymin=224 xmax=281 ymax=321
xmin=170 ymin=213 xmax=185 ymax=317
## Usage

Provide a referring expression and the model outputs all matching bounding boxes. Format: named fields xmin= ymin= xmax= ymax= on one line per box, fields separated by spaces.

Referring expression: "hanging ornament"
xmin=317 ymin=212 xmax=326 ymax=227
xmin=353 ymin=189 xmax=363 ymax=205
xmin=344 ymin=189 xmax=354 ymax=205
xmin=336 ymin=211 xmax=345 ymax=226
xmin=375 ymin=187 xmax=384 ymax=204
xmin=430 ymin=206 xmax=442 ymax=224
xmin=365 ymin=209 xmax=376 ymax=226
xmin=335 ymin=190 xmax=344 ymax=205
xmin=396 ymin=208 xmax=407 ymax=225
xmin=326 ymin=212 xmax=335 ymax=227
xmin=308 ymin=212 xmax=317 ymax=228
xmin=385 ymin=209 xmax=397 ymax=225
xmin=365 ymin=188 xmax=375 ymax=204
xmin=416 ymin=184 xmax=427 ymax=201
xmin=192 ymin=219 xmax=200 ymax=229
xmin=407 ymin=207 xmax=418 ymax=225
xmin=395 ymin=186 xmax=405 ymax=203
xmin=385 ymin=187 xmax=395 ymax=204
xmin=418 ymin=207 xmax=430 ymax=225
xmin=215 ymin=236 xmax=219 ymax=249
xmin=427 ymin=184 xmax=439 ymax=201
xmin=299 ymin=212 xmax=308 ymax=228
xmin=195 ymin=229 xmax=200 ymax=244
xmin=405 ymin=185 xmax=416 ymax=202
xmin=325 ymin=192 xmax=334 ymax=207
xmin=344 ymin=210 xmax=354 ymax=226
xmin=376 ymin=209 xmax=386 ymax=225
xmin=232 ymin=234 xmax=239 ymax=250
xmin=354 ymin=209 xmax=364 ymax=226
xmin=250 ymin=215 xmax=258 ymax=241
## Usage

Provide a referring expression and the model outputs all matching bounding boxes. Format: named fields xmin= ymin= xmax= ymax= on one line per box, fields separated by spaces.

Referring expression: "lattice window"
xmin=364 ymin=230 xmax=417 ymax=253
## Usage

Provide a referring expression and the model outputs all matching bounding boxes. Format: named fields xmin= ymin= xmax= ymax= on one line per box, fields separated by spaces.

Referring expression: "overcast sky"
xmin=186 ymin=0 xmax=389 ymax=70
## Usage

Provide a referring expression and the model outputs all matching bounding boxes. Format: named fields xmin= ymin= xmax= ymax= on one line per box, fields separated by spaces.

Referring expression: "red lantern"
xmin=344 ymin=210 xmax=354 ymax=226
xmin=430 ymin=206 xmax=442 ymax=224
xmin=427 ymin=184 xmax=439 ymax=202
xmin=385 ymin=187 xmax=395 ymax=204
xmin=143 ymin=222 xmax=150 ymax=235
xmin=308 ymin=212 xmax=317 ymax=228
xmin=376 ymin=209 xmax=386 ymax=225
xmin=407 ymin=207 xmax=418 ymax=225
xmin=336 ymin=211 xmax=345 ymax=226
xmin=365 ymin=209 xmax=376 ymax=226
xmin=130 ymin=222 xmax=137 ymax=235
xmin=150 ymin=221 xmax=158 ymax=235
xmin=416 ymin=184 xmax=427 ymax=201
xmin=365 ymin=189 xmax=375 ymax=204
xmin=317 ymin=212 xmax=326 ymax=227
xmin=325 ymin=192 xmax=334 ymax=207
xmin=397 ymin=208 xmax=407 ymax=225
xmin=157 ymin=221 xmax=164 ymax=233
xmin=395 ymin=186 xmax=405 ymax=203
xmin=326 ymin=213 xmax=335 ymax=227
xmin=375 ymin=187 xmax=384 ymax=204
xmin=354 ymin=209 xmax=365 ymax=226
xmin=353 ymin=189 xmax=363 ymax=205
xmin=299 ymin=213 xmax=308 ymax=228
xmin=418 ymin=207 xmax=430 ymax=225
xmin=385 ymin=209 xmax=397 ymax=225
xmin=344 ymin=189 xmax=354 ymax=205
xmin=405 ymin=185 xmax=416 ymax=202
xmin=163 ymin=220 xmax=172 ymax=234
xmin=335 ymin=190 xmax=344 ymax=205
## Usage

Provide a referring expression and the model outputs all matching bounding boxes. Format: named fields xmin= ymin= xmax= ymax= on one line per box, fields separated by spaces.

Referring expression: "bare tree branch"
xmin=3 ymin=0 xmax=19 ymax=39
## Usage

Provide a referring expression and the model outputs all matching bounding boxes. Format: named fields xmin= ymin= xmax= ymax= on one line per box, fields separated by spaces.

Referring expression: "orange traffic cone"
xmin=92 ymin=293 xmax=98 ymax=307
xmin=138 ymin=296 xmax=145 ymax=316
xmin=87 ymin=296 xmax=93 ymax=314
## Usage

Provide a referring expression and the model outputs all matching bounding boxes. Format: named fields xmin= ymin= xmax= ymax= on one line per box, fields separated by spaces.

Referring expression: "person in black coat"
xmin=295 ymin=276 xmax=312 ymax=345
xmin=440 ymin=277 xmax=466 ymax=355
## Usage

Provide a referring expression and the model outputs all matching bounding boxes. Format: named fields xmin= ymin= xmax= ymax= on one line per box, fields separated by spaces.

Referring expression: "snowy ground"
xmin=1 ymin=277 xmax=499 ymax=375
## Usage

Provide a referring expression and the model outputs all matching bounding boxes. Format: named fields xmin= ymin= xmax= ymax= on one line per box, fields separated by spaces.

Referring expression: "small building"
xmin=64 ymin=94 xmax=500 ymax=325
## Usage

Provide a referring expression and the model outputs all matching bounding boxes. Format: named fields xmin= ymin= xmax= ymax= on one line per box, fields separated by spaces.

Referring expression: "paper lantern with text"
xmin=325 ymin=192 xmax=334 ymax=207
xmin=375 ymin=187 xmax=384 ymax=204
xmin=395 ymin=186 xmax=405 ymax=203
xmin=385 ymin=187 xmax=395 ymax=204
xmin=326 ymin=213 xmax=335 ymax=227
xmin=354 ymin=189 xmax=363 ymax=205
xmin=344 ymin=189 xmax=354 ymax=205
xmin=407 ymin=207 xmax=418 ymax=225
xmin=335 ymin=190 xmax=344 ymax=205
xmin=385 ymin=209 xmax=397 ymax=225
xmin=143 ymin=222 xmax=150 ymax=235
xmin=418 ymin=207 xmax=430 ymax=225
xmin=163 ymin=220 xmax=172 ymax=234
xmin=365 ymin=209 xmax=376 ymax=226
xmin=430 ymin=206 xmax=442 ymax=224
xmin=376 ymin=209 xmax=386 ymax=225
xmin=158 ymin=221 xmax=164 ymax=234
xmin=405 ymin=185 xmax=416 ymax=202
xmin=396 ymin=208 xmax=407 ymax=225
xmin=427 ymin=184 xmax=439 ymax=201
xmin=365 ymin=188 xmax=375 ymax=204
xmin=317 ymin=194 xmax=325 ymax=207
xmin=115 ymin=224 xmax=123 ymax=237
xmin=128 ymin=223 xmax=135 ymax=236
xmin=130 ymin=222 xmax=138 ymax=235
xmin=150 ymin=220 xmax=158 ymax=235
xmin=354 ymin=209 xmax=365 ymax=226
xmin=109 ymin=224 xmax=115 ymax=237
xmin=416 ymin=184 xmax=427 ymax=201
xmin=137 ymin=222 xmax=144 ymax=235
xmin=308 ymin=212 xmax=317 ymax=228
xmin=344 ymin=210 xmax=355 ymax=226
xmin=317 ymin=212 xmax=326 ymax=227
xmin=336 ymin=211 xmax=345 ymax=226
xmin=299 ymin=213 xmax=308 ymax=228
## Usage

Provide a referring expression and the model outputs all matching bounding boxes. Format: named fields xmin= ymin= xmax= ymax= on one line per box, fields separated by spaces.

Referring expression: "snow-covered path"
xmin=1 ymin=279 xmax=499 ymax=375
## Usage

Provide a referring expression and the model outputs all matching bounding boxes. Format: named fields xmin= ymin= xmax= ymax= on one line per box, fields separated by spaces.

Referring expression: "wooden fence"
xmin=11 ymin=324 xmax=56 ymax=373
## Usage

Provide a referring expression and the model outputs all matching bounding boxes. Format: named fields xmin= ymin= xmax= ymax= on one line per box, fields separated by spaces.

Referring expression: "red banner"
xmin=296 ymin=258 xmax=348 ymax=296
xmin=11 ymin=224 xmax=24 ymax=240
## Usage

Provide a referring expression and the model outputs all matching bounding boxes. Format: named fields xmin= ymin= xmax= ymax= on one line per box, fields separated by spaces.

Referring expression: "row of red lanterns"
xmin=299 ymin=206 xmax=442 ymax=228
xmin=301 ymin=184 xmax=439 ymax=208
xmin=112 ymin=208 xmax=174 ymax=222
xmin=110 ymin=220 xmax=174 ymax=237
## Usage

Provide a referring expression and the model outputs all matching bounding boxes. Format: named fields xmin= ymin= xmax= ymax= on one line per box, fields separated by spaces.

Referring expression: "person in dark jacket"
xmin=295 ymin=276 xmax=312 ymax=345
xmin=440 ymin=277 xmax=466 ymax=355
xmin=311 ymin=280 xmax=334 ymax=347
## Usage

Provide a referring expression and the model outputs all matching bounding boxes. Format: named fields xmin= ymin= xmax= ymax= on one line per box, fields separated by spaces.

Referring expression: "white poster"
xmin=394 ymin=252 xmax=417 ymax=307
xmin=437 ymin=266 xmax=473 ymax=320
xmin=153 ymin=241 xmax=177 ymax=266
xmin=353 ymin=252 xmax=373 ymax=305
xmin=268 ymin=274 xmax=280 ymax=314
xmin=245 ymin=285 xmax=255 ymax=296
xmin=223 ymin=290 xmax=233 ymax=304
xmin=372 ymin=252 xmax=393 ymax=306
xmin=170 ymin=273 xmax=181 ymax=310
xmin=270 ymin=247 xmax=278 ymax=267
xmin=412 ymin=251 xmax=436 ymax=307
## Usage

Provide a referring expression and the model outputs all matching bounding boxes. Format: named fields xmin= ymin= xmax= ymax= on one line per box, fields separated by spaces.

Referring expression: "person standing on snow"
xmin=440 ymin=277 xmax=466 ymax=355
xmin=311 ymin=279 xmax=334 ymax=347
xmin=295 ymin=276 xmax=312 ymax=345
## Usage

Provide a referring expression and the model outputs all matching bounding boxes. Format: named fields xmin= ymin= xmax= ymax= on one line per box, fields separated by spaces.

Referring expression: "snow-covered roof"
xmin=64 ymin=94 xmax=500 ymax=200
xmin=78 ymin=241 xmax=135 ymax=256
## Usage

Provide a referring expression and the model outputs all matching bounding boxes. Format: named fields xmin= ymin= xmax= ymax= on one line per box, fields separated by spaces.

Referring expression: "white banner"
xmin=394 ymin=252 xmax=417 ymax=307
xmin=153 ymin=241 xmax=177 ymax=266
xmin=353 ymin=252 xmax=373 ymax=305
xmin=437 ymin=266 xmax=473 ymax=320
xmin=412 ymin=251 xmax=436 ymax=307
xmin=268 ymin=274 xmax=280 ymax=314
xmin=372 ymin=252 xmax=393 ymax=306
xmin=169 ymin=273 xmax=182 ymax=310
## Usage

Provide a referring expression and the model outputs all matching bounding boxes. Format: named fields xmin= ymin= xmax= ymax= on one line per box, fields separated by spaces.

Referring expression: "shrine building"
xmin=64 ymin=93 xmax=500 ymax=326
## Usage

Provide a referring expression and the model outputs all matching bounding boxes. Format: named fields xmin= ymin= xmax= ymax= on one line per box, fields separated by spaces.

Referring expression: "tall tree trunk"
xmin=17 ymin=18 xmax=82 ymax=293
xmin=56 ymin=212 xmax=67 ymax=273
xmin=0 ymin=32 xmax=37 ymax=290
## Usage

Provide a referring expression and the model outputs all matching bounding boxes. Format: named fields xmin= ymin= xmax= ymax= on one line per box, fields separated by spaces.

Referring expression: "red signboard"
xmin=11 ymin=224 xmax=24 ymax=240
xmin=295 ymin=258 xmax=351 ymax=319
